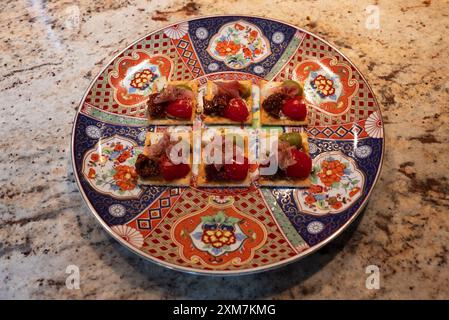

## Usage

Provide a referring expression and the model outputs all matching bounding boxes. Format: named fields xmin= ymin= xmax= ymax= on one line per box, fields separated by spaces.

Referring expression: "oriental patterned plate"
xmin=71 ymin=15 xmax=384 ymax=275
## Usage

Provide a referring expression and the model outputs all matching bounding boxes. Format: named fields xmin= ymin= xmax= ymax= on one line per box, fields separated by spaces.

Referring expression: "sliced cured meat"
xmin=215 ymin=80 xmax=242 ymax=98
xmin=153 ymin=85 xmax=194 ymax=104
xmin=143 ymin=132 xmax=171 ymax=158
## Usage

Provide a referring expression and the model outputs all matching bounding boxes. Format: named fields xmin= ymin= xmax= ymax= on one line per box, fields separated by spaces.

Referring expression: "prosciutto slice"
xmin=214 ymin=81 xmax=242 ymax=99
xmin=144 ymin=132 xmax=171 ymax=158
xmin=269 ymin=82 xmax=301 ymax=99
xmin=277 ymin=140 xmax=297 ymax=170
xmin=153 ymin=85 xmax=194 ymax=104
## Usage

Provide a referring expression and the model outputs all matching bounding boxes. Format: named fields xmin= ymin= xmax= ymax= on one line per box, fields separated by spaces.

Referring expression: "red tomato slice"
xmin=282 ymin=97 xmax=307 ymax=120
xmin=160 ymin=157 xmax=191 ymax=180
xmin=285 ymin=150 xmax=312 ymax=178
xmin=224 ymin=98 xmax=249 ymax=122
xmin=224 ymin=156 xmax=249 ymax=181
xmin=166 ymin=99 xmax=192 ymax=119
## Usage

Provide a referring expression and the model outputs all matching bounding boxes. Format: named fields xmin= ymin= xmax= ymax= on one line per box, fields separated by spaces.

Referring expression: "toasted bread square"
xmin=202 ymin=80 xmax=253 ymax=125
xmin=147 ymin=80 xmax=198 ymax=125
xmin=258 ymin=132 xmax=311 ymax=188
xmin=259 ymin=80 xmax=308 ymax=126
xmin=137 ymin=130 xmax=193 ymax=186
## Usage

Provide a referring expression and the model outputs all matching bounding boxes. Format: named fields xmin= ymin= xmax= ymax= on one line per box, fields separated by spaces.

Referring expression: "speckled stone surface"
xmin=0 ymin=0 xmax=448 ymax=299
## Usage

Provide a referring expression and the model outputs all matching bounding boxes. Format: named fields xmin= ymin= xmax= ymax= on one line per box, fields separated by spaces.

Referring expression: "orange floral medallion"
xmin=172 ymin=196 xmax=267 ymax=268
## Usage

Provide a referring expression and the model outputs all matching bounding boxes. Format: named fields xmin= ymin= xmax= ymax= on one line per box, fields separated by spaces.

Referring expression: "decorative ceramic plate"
xmin=71 ymin=15 xmax=384 ymax=275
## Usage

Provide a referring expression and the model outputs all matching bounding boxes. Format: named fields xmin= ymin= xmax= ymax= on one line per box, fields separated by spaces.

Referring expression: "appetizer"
xmin=258 ymin=131 xmax=312 ymax=187
xmin=202 ymin=80 xmax=253 ymax=125
xmin=260 ymin=80 xmax=308 ymax=126
xmin=146 ymin=81 xmax=198 ymax=125
xmin=197 ymin=129 xmax=251 ymax=187
xmin=135 ymin=130 xmax=192 ymax=186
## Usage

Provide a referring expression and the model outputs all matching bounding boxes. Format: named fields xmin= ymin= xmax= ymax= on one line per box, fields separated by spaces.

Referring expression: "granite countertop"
xmin=1 ymin=0 xmax=448 ymax=299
